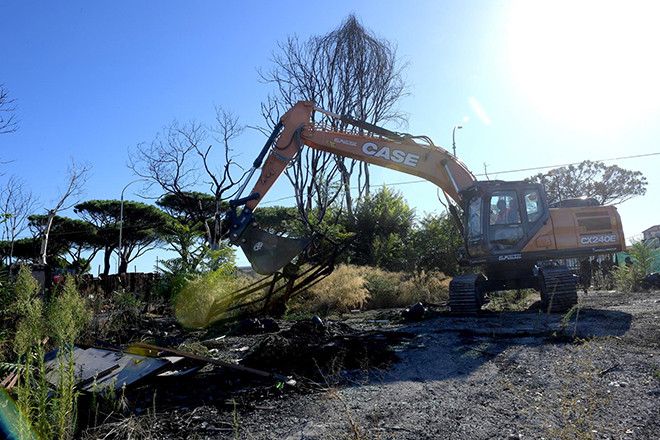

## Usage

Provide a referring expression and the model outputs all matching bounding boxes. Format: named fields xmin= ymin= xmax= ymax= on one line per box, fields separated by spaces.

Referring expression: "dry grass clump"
xmin=484 ymin=289 xmax=539 ymax=312
xmin=288 ymin=265 xmax=450 ymax=316
xmin=398 ymin=270 xmax=451 ymax=305
xmin=360 ymin=266 xmax=450 ymax=310
xmin=288 ymin=264 xmax=370 ymax=316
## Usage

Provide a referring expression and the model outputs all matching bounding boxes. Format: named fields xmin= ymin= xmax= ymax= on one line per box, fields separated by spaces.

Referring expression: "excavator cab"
xmin=461 ymin=181 xmax=550 ymax=263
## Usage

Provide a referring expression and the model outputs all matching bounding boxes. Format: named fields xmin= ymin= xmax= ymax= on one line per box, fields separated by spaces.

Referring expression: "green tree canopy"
xmin=1 ymin=236 xmax=40 ymax=264
xmin=251 ymin=206 xmax=300 ymax=235
xmin=28 ymin=214 xmax=97 ymax=272
xmin=412 ymin=212 xmax=462 ymax=276
xmin=157 ymin=191 xmax=238 ymax=274
xmin=74 ymin=200 xmax=168 ymax=274
xmin=156 ymin=191 xmax=226 ymax=224
xmin=526 ymin=160 xmax=647 ymax=205
xmin=344 ymin=186 xmax=415 ymax=270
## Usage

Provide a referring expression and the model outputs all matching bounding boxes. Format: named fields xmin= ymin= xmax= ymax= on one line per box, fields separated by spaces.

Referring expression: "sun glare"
xmin=506 ymin=1 xmax=660 ymax=133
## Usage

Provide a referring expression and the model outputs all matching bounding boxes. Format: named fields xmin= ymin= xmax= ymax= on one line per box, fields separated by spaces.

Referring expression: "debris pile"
xmin=242 ymin=318 xmax=413 ymax=379
xmin=0 ymin=313 xmax=414 ymax=424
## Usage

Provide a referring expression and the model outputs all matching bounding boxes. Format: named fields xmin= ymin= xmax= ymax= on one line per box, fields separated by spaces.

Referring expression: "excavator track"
xmin=538 ymin=266 xmax=578 ymax=313
xmin=449 ymin=274 xmax=485 ymax=315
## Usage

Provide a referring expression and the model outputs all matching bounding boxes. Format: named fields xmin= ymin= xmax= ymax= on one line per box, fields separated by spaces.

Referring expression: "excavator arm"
xmin=229 ymin=101 xmax=476 ymax=274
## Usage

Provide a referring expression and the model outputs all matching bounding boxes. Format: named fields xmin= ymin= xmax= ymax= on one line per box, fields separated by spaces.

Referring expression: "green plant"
xmin=231 ymin=398 xmax=240 ymax=440
xmin=360 ymin=266 xmax=402 ymax=309
xmin=546 ymin=341 xmax=612 ymax=439
xmin=613 ymin=265 xmax=635 ymax=292
xmin=484 ymin=289 xmax=537 ymax=312
xmin=49 ymin=275 xmax=91 ymax=346
xmin=9 ymin=265 xmax=90 ymax=440
xmin=614 ymin=239 xmax=660 ymax=291
xmin=553 ymin=303 xmax=581 ymax=339
xmin=86 ymin=377 xmax=129 ymax=430
xmin=652 ymin=365 xmax=660 ymax=382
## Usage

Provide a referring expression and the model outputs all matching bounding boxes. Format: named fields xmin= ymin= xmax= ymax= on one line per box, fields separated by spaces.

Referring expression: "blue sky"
xmin=2 ymin=1 xmax=659 ymax=273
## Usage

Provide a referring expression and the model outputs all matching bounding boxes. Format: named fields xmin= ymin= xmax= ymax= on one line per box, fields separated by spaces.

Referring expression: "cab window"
xmin=524 ymin=189 xmax=542 ymax=223
xmin=489 ymin=191 xmax=523 ymax=250
xmin=489 ymin=192 xmax=521 ymax=225
xmin=467 ymin=197 xmax=482 ymax=237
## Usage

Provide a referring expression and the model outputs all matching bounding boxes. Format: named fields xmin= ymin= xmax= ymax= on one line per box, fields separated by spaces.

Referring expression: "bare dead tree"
xmin=39 ymin=160 xmax=91 ymax=265
xmin=259 ymin=14 xmax=409 ymax=227
xmin=128 ymin=108 xmax=247 ymax=248
xmin=0 ymin=175 xmax=38 ymax=264
xmin=0 ymin=84 xmax=18 ymax=134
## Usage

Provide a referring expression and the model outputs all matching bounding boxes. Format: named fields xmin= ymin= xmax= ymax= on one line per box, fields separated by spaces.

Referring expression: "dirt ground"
xmin=85 ymin=289 xmax=660 ymax=440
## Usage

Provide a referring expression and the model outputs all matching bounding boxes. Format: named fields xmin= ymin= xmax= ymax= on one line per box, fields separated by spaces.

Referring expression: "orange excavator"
xmin=229 ymin=101 xmax=625 ymax=314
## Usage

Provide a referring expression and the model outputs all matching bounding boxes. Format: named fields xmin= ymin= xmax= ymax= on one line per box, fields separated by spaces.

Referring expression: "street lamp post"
xmin=452 ymin=125 xmax=463 ymax=156
xmin=118 ymin=179 xmax=147 ymax=273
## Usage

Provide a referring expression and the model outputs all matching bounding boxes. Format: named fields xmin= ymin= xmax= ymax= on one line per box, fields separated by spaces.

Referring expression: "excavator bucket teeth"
xmin=239 ymin=226 xmax=311 ymax=275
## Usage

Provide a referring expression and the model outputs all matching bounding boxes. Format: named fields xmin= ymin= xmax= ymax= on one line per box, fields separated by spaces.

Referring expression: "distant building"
xmin=643 ymin=225 xmax=660 ymax=241
xmin=642 ymin=225 xmax=660 ymax=249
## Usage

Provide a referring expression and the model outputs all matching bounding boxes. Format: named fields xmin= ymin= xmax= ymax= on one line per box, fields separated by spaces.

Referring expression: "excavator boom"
xmin=240 ymin=101 xmax=476 ymax=211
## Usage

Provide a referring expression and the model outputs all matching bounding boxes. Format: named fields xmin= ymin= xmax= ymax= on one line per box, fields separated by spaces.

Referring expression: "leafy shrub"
xmin=359 ymin=266 xmax=402 ymax=310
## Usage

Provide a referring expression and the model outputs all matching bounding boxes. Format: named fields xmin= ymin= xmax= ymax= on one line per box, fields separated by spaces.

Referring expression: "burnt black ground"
xmin=83 ymin=289 xmax=660 ymax=440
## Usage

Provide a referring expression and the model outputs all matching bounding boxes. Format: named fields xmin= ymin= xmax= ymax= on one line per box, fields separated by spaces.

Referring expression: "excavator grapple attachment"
xmin=239 ymin=225 xmax=311 ymax=275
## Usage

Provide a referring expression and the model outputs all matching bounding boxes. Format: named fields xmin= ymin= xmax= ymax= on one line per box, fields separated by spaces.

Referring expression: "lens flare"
xmin=0 ymin=389 xmax=39 ymax=440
